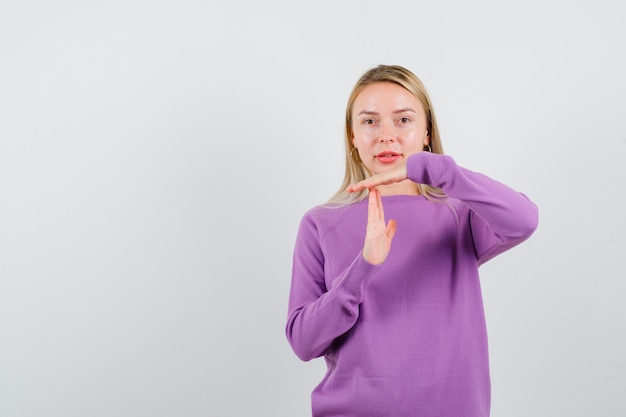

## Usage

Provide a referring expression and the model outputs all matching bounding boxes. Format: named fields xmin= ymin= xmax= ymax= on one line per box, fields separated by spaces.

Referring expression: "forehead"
xmin=353 ymin=82 xmax=423 ymax=113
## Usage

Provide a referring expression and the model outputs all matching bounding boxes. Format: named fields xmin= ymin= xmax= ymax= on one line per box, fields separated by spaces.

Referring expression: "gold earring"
xmin=423 ymin=144 xmax=432 ymax=152
xmin=350 ymin=147 xmax=362 ymax=163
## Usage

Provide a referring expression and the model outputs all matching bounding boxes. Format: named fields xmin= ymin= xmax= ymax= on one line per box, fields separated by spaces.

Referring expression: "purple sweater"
xmin=286 ymin=152 xmax=539 ymax=416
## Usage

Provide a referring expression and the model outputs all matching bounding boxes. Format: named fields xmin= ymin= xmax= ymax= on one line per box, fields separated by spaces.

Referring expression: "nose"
xmin=379 ymin=122 xmax=396 ymax=143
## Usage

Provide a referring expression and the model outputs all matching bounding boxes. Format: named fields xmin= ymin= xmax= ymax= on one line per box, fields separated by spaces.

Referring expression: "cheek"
xmin=405 ymin=132 xmax=427 ymax=153
xmin=351 ymin=131 xmax=368 ymax=148
xmin=354 ymin=134 xmax=377 ymax=151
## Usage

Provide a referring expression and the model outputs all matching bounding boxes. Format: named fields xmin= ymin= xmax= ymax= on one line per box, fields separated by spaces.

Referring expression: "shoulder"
xmin=442 ymin=197 xmax=471 ymax=216
xmin=302 ymin=202 xmax=360 ymax=224
xmin=298 ymin=202 xmax=364 ymax=236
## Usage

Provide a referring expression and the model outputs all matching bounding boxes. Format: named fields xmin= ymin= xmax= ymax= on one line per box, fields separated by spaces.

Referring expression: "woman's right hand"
xmin=362 ymin=188 xmax=397 ymax=265
xmin=346 ymin=161 xmax=408 ymax=193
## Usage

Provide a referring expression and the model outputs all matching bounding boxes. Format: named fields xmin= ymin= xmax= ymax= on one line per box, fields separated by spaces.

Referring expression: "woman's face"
xmin=351 ymin=82 xmax=429 ymax=176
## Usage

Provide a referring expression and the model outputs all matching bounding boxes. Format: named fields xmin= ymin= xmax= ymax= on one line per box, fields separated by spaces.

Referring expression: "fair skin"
xmin=345 ymin=82 xmax=431 ymax=265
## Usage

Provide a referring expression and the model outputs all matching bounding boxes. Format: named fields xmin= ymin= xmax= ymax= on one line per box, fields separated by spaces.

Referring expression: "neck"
xmin=377 ymin=179 xmax=420 ymax=196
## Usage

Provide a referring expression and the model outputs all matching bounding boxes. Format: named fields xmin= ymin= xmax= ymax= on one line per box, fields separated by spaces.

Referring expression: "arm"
xmin=407 ymin=152 xmax=538 ymax=263
xmin=347 ymin=151 xmax=539 ymax=264
xmin=285 ymin=212 xmax=378 ymax=361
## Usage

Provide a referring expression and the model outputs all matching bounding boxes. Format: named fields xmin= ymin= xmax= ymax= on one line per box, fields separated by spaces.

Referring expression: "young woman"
xmin=286 ymin=65 xmax=538 ymax=417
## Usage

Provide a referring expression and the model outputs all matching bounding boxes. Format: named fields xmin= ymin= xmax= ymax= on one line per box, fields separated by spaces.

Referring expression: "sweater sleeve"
xmin=407 ymin=152 xmax=538 ymax=265
xmin=285 ymin=212 xmax=378 ymax=361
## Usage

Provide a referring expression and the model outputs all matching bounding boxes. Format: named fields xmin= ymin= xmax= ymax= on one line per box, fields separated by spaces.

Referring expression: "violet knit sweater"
xmin=286 ymin=152 xmax=538 ymax=417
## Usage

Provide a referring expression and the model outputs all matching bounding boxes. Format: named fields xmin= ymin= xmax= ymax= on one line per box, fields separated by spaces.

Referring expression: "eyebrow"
xmin=357 ymin=108 xmax=417 ymax=116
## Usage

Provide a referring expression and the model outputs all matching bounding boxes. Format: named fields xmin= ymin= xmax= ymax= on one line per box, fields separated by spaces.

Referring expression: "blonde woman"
xmin=286 ymin=65 xmax=538 ymax=417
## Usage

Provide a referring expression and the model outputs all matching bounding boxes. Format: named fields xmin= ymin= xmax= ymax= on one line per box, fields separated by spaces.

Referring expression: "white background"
xmin=1 ymin=1 xmax=625 ymax=416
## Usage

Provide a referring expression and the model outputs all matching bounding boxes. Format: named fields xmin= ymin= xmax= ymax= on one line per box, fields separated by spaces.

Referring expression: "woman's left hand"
xmin=346 ymin=162 xmax=408 ymax=193
xmin=362 ymin=187 xmax=397 ymax=265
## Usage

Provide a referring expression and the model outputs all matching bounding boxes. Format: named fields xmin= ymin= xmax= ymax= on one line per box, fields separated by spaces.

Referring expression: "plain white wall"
xmin=1 ymin=0 xmax=625 ymax=416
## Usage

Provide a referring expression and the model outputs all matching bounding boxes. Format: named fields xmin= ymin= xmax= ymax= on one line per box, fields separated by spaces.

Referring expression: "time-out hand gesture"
xmin=345 ymin=163 xmax=408 ymax=193
xmin=362 ymin=188 xmax=397 ymax=265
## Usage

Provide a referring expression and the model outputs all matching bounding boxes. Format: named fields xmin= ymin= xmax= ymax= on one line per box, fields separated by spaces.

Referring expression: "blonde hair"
xmin=327 ymin=65 xmax=446 ymax=205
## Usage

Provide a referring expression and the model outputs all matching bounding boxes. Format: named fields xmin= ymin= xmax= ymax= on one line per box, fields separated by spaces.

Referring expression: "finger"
xmin=374 ymin=187 xmax=385 ymax=222
xmin=368 ymin=187 xmax=377 ymax=207
xmin=346 ymin=180 xmax=368 ymax=193
xmin=347 ymin=164 xmax=408 ymax=193
xmin=367 ymin=188 xmax=379 ymax=225
xmin=386 ymin=219 xmax=397 ymax=241
xmin=367 ymin=188 xmax=386 ymax=236
xmin=348 ymin=177 xmax=383 ymax=193
xmin=346 ymin=172 xmax=396 ymax=193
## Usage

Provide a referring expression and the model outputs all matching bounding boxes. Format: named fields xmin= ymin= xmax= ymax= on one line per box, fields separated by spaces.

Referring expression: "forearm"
xmin=286 ymin=253 xmax=376 ymax=361
xmin=408 ymin=152 xmax=538 ymax=263
xmin=408 ymin=152 xmax=538 ymax=240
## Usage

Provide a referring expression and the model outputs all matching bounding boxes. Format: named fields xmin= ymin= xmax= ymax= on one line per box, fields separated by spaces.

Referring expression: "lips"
xmin=375 ymin=151 xmax=402 ymax=164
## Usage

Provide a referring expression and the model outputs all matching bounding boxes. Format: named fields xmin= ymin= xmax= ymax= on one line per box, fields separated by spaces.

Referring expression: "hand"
xmin=362 ymin=188 xmax=397 ymax=265
xmin=345 ymin=162 xmax=408 ymax=193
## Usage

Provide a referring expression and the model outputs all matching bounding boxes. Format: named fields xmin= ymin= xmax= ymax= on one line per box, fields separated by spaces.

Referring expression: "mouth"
xmin=376 ymin=151 xmax=401 ymax=158
xmin=375 ymin=151 xmax=402 ymax=163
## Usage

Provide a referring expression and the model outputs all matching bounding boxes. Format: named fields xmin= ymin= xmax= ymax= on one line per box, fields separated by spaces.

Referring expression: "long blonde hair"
xmin=328 ymin=65 xmax=446 ymax=205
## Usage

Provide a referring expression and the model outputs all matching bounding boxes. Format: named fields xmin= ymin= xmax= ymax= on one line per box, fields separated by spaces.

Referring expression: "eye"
xmin=398 ymin=117 xmax=410 ymax=124
xmin=363 ymin=118 xmax=376 ymax=125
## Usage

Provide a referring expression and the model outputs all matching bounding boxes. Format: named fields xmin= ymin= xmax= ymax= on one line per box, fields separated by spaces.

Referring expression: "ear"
xmin=423 ymin=130 xmax=430 ymax=147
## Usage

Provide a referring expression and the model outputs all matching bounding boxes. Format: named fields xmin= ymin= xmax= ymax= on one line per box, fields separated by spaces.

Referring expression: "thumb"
xmin=386 ymin=219 xmax=397 ymax=241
